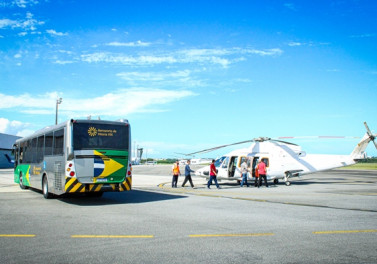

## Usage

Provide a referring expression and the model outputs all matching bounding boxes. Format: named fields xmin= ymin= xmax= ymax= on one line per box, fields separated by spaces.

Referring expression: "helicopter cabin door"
xmin=228 ymin=156 xmax=238 ymax=178
xmin=251 ymin=157 xmax=260 ymax=178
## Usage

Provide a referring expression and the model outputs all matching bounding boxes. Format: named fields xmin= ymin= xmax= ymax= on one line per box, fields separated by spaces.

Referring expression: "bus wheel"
xmin=19 ymin=172 xmax=28 ymax=190
xmin=42 ymin=176 xmax=52 ymax=199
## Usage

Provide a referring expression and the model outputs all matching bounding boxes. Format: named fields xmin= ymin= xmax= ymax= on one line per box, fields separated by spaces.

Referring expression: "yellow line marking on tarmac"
xmin=189 ymin=233 xmax=274 ymax=238
xmin=313 ymin=229 xmax=377 ymax=234
xmin=0 ymin=234 xmax=36 ymax=237
xmin=71 ymin=235 xmax=154 ymax=238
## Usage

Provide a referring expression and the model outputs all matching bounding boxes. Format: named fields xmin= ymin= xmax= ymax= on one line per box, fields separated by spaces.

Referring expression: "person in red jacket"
xmin=207 ymin=159 xmax=220 ymax=189
xmin=257 ymin=160 xmax=269 ymax=188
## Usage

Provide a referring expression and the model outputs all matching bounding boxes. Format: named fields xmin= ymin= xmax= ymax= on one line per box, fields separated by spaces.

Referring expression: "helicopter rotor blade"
xmin=271 ymin=139 xmax=299 ymax=146
xmin=184 ymin=139 xmax=255 ymax=156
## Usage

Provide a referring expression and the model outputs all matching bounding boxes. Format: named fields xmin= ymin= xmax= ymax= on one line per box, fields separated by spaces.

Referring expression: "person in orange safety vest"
xmin=171 ymin=160 xmax=181 ymax=188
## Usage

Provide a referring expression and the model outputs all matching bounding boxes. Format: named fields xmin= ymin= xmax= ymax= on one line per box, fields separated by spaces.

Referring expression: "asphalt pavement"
xmin=1 ymin=166 xmax=376 ymax=264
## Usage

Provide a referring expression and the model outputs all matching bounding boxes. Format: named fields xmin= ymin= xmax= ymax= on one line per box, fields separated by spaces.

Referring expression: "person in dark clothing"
xmin=182 ymin=160 xmax=195 ymax=188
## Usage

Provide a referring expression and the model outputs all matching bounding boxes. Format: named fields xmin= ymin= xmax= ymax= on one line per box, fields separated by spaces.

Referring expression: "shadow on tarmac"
xmin=58 ymin=189 xmax=187 ymax=206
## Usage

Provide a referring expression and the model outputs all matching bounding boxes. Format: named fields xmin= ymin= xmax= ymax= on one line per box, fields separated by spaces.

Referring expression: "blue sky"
xmin=0 ymin=0 xmax=376 ymax=158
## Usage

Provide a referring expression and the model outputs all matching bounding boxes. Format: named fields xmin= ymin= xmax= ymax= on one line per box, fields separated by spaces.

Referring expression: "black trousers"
xmin=259 ymin=174 xmax=268 ymax=187
xmin=182 ymin=175 xmax=194 ymax=187
xmin=172 ymin=175 xmax=178 ymax=187
xmin=254 ymin=176 xmax=260 ymax=187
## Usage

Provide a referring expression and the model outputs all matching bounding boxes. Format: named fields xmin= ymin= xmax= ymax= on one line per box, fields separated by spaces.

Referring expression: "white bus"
xmin=12 ymin=119 xmax=132 ymax=198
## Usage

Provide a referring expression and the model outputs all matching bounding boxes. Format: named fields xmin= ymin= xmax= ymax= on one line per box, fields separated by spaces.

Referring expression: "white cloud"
xmin=63 ymin=88 xmax=197 ymax=116
xmin=0 ymin=92 xmax=59 ymax=109
xmin=0 ymin=88 xmax=197 ymax=118
xmin=116 ymin=70 xmax=191 ymax=81
xmin=0 ymin=12 xmax=44 ymax=31
xmin=46 ymin=29 xmax=68 ymax=36
xmin=106 ymin=41 xmax=151 ymax=47
xmin=80 ymin=47 xmax=281 ymax=68
xmin=0 ymin=18 xmax=18 ymax=29
xmin=0 ymin=0 xmax=40 ymax=8
xmin=54 ymin=60 xmax=74 ymax=65
xmin=116 ymin=70 xmax=205 ymax=88
xmin=242 ymin=48 xmax=283 ymax=56
xmin=0 ymin=117 xmax=31 ymax=135
xmin=288 ymin=41 xmax=329 ymax=47
xmin=81 ymin=52 xmax=177 ymax=65
xmin=288 ymin=42 xmax=303 ymax=47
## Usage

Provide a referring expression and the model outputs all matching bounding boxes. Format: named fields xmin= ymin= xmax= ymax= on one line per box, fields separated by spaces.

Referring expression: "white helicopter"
xmin=191 ymin=122 xmax=377 ymax=186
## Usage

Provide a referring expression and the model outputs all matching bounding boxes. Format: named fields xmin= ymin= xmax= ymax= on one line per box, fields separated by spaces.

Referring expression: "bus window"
xmin=31 ymin=138 xmax=37 ymax=163
xmin=37 ymin=135 xmax=44 ymax=163
xmin=73 ymin=123 xmax=129 ymax=150
xmin=45 ymin=132 xmax=53 ymax=156
xmin=22 ymin=140 xmax=31 ymax=163
xmin=54 ymin=129 xmax=64 ymax=155
xmin=19 ymin=141 xmax=26 ymax=163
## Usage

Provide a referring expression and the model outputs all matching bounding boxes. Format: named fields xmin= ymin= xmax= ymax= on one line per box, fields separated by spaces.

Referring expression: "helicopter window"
xmin=240 ymin=156 xmax=249 ymax=166
xmin=215 ymin=156 xmax=226 ymax=167
xmin=261 ymin=157 xmax=269 ymax=167
xmin=221 ymin=157 xmax=229 ymax=168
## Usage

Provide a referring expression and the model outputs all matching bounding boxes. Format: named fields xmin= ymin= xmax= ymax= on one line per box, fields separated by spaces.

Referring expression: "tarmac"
xmin=132 ymin=164 xmax=377 ymax=212
xmin=1 ymin=166 xmax=377 ymax=263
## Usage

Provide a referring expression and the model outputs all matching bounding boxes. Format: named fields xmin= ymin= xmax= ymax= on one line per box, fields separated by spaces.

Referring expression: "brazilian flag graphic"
xmin=93 ymin=150 xmax=126 ymax=180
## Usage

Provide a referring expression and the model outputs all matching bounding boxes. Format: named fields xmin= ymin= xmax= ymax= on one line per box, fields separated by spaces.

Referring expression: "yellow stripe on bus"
xmin=65 ymin=177 xmax=77 ymax=191
xmin=70 ymin=182 xmax=84 ymax=192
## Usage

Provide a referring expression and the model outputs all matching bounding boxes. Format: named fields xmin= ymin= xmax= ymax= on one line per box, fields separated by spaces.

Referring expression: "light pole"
xmin=55 ymin=97 xmax=62 ymax=125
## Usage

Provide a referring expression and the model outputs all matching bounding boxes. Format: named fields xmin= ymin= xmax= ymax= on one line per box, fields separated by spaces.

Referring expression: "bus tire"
xmin=42 ymin=175 xmax=52 ymax=199
xmin=19 ymin=172 xmax=28 ymax=190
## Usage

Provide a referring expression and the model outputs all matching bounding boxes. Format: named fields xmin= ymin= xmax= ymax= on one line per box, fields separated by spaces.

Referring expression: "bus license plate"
xmin=96 ymin=178 xmax=108 ymax=183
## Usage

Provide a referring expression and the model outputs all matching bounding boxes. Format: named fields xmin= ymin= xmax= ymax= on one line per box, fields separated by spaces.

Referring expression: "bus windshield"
xmin=73 ymin=122 xmax=129 ymax=150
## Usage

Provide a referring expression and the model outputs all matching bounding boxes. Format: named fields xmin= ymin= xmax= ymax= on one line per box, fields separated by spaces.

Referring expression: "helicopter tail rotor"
xmin=364 ymin=122 xmax=377 ymax=150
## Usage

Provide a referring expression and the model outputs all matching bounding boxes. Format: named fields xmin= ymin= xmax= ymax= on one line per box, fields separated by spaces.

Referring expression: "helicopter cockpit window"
xmin=221 ymin=157 xmax=229 ymax=168
xmin=215 ymin=156 xmax=226 ymax=167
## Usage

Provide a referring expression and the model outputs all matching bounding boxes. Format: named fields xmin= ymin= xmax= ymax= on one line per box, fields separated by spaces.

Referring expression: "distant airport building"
xmin=0 ymin=133 xmax=21 ymax=168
